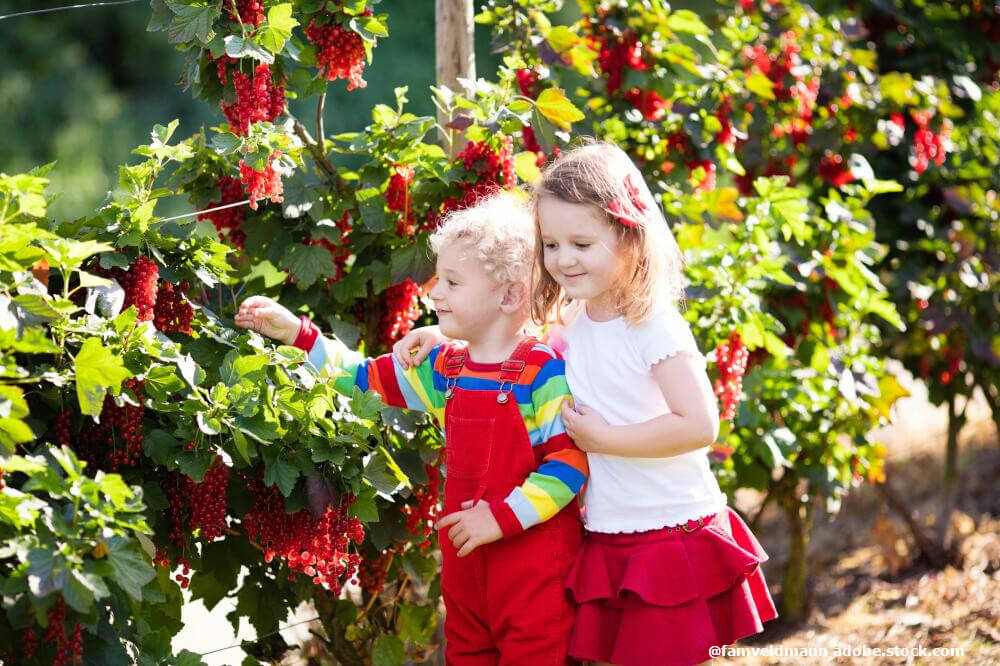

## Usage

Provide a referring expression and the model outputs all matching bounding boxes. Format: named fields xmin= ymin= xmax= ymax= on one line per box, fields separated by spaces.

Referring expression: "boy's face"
xmin=428 ymin=239 xmax=508 ymax=341
xmin=537 ymin=195 xmax=622 ymax=304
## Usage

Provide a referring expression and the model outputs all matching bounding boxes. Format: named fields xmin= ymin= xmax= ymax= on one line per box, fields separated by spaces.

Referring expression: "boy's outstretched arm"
xmin=236 ymin=297 xmax=444 ymax=416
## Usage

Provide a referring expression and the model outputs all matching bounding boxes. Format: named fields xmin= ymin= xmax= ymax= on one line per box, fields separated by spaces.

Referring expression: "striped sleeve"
xmin=303 ymin=333 xmax=446 ymax=417
xmin=489 ymin=351 xmax=589 ymax=538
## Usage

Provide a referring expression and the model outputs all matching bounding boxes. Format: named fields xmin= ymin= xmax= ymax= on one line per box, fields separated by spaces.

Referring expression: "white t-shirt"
xmin=559 ymin=300 xmax=727 ymax=533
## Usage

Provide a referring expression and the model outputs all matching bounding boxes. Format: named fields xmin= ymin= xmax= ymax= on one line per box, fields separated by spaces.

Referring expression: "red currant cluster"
xmin=623 ymin=87 xmax=668 ymax=122
xmin=515 ymin=67 xmax=542 ymax=98
xmin=239 ymin=152 xmax=285 ymax=210
xmin=153 ymin=548 xmax=193 ymax=587
xmin=590 ymin=28 xmax=648 ymax=96
xmin=425 ymin=137 xmax=515 ymax=231
xmin=20 ymin=627 xmax=38 ymax=660
xmin=153 ymin=281 xmax=194 ymax=335
xmin=198 ymin=175 xmax=247 ymax=248
xmin=818 ymin=152 xmax=854 ymax=187
xmin=54 ymin=409 xmax=72 ymax=447
xmin=305 ymin=20 xmax=367 ymax=90
xmin=357 ymin=547 xmax=397 ymax=595
xmin=44 ymin=598 xmax=84 ymax=666
xmin=385 ymin=164 xmax=415 ymax=236
xmin=908 ymin=110 xmax=949 ymax=174
xmin=118 ymin=256 xmax=159 ymax=322
xmin=713 ymin=332 xmax=749 ymax=422
xmin=226 ymin=0 xmax=264 ymax=26
xmin=77 ymin=379 xmax=145 ymax=471
xmin=242 ymin=478 xmax=365 ymax=594
xmin=520 ymin=124 xmax=560 ymax=167
xmin=403 ymin=464 xmax=441 ymax=549
xmin=221 ymin=62 xmax=286 ymax=137
xmin=189 ymin=457 xmax=230 ymax=541
xmin=378 ymin=279 xmax=422 ymax=348
xmin=214 ymin=54 xmax=237 ymax=85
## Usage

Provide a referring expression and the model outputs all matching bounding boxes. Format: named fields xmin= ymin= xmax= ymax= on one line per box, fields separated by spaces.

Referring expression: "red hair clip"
xmin=607 ymin=173 xmax=648 ymax=228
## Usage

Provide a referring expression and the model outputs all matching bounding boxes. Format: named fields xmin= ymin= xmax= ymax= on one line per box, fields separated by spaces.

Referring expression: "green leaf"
xmin=282 ymin=244 xmax=335 ymax=289
xmin=107 ymin=537 xmax=156 ymax=600
xmin=535 ymin=88 xmax=585 ymax=130
xmin=165 ymin=1 xmax=219 ymax=45
xmin=62 ymin=568 xmax=97 ymax=613
xmin=0 ymin=419 xmax=35 ymax=453
xmin=256 ymin=3 xmax=300 ymax=54
xmin=350 ymin=386 xmax=384 ymax=421
xmin=348 ymin=486 xmax=379 ymax=522
xmin=264 ymin=456 xmax=299 ymax=497
xmin=746 ymin=69 xmax=775 ymax=100
xmin=371 ymin=634 xmax=405 ymax=666
xmin=225 ymin=35 xmax=274 ymax=63
xmin=210 ymin=132 xmax=242 ymax=155
xmin=75 ymin=337 xmax=131 ymax=417
xmin=514 ymin=151 xmax=542 ymax=183
xmin=399 ymin=603 xmax=436 ymax=645
xmin=666 ymin=9 xmax=709 ymax=35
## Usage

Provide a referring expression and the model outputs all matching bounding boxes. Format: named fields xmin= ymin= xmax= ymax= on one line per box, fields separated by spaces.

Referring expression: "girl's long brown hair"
xmin=530 ymin=139 xmax=685 ymax=326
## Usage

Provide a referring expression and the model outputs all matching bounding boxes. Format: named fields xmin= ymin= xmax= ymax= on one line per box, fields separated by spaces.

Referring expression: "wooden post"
xmin=436 ymin=0 xmax=476 ymax=158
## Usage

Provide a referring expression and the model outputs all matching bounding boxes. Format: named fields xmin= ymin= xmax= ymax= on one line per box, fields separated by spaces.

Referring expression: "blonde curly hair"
xmin=428 ymin=191 xmax=535 ymax=286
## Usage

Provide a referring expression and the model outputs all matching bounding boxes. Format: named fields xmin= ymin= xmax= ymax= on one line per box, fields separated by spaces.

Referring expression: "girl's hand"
xmin=561 ymin=401 xmax=611 ymax=453
xmin=234 ymin=296 xmax=300 ymax=345
xmin=435 ymin=500 xmax=502 ymax=557
xmin=392 ymin=325 xmax=446 ymax=370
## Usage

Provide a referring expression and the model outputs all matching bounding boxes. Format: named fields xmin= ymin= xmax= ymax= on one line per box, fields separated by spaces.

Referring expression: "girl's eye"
xmin=543 ymin=243 xmax=557 ymax=250
xmin=575 ymin=243 xmax=591 ymax=249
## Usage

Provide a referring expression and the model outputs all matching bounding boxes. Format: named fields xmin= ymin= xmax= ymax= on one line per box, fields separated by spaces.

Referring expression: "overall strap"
xmin=495 ymin=337 xmax=537 ymax=404
xmin=499 ymin=336 xmax=538 ymax=384
xmin=442 ymin=344 xmax=468 ymax=400
xmin=443 ymin=344 xmax=468 ymax=379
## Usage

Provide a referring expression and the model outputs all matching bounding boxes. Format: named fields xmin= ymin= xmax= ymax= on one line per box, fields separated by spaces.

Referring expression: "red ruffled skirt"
xmin=565 ymin=507 xmax=777 ymax=666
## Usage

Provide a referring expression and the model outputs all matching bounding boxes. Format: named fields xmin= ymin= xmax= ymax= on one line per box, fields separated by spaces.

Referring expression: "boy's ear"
xmin=500 ymin=281 xmax=529 ymax=312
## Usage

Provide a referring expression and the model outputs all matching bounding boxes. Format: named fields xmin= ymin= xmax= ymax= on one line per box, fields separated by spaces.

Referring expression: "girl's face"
xmin=537 ymin=195 xmax=623 ymax=314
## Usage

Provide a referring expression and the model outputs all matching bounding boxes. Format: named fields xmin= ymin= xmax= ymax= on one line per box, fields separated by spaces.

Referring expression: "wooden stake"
xmin=435 ymin=0 xmax=475 ymax=158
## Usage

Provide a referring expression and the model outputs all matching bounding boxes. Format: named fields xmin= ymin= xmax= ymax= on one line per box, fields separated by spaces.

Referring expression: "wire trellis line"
xmin=197 ymin=615 xmax=323 ymax=657
xmin=0 ymin=0 xmax=141 ymax=21
xmin=158 ymin=198 xmax=254 ymax=223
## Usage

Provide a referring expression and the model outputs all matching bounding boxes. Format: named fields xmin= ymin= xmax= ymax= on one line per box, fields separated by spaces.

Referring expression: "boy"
xmin=235 ymin=192 xmax=587 ymax=665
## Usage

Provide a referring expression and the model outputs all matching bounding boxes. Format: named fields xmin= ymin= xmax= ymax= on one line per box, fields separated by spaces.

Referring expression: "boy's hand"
xmin=392 ymin=325 xmax=446 ymax=370
xmin=234 ymin=296 xmax=300 ymax=345
xmin=561 ymin=401 xmax=611 ymax=453
xmin=436 ymin=500 xmax=502 ymax=557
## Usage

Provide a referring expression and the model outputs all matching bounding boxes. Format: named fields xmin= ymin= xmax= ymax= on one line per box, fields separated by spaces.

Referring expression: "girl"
xmin=395 ymin=140 xmax=777 ymax=666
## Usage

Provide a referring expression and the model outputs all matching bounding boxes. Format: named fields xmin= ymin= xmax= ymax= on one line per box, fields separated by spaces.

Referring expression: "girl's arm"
xmin=562 ymin=351 xmax=720 ymax=458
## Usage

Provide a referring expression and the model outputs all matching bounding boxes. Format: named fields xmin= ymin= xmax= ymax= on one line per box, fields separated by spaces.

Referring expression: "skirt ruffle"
xmin=565 ymin=507 xmax=778 ymax=666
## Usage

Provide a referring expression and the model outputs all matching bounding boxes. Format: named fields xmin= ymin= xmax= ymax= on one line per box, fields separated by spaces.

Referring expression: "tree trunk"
xmin=313 ymin=587 xmax=365 ymax=666
xmin=935 ymin=391 xmax=965 ymax=548
xmin=876 ymin=467 xmax=951 ymax=568
xmin=435 ymin=0 xmax=475 ymax=157
xmin=979 ymin=381 xmax=1000 ymax=450
xmin=777 ymin=479 xmax=813 ymax=623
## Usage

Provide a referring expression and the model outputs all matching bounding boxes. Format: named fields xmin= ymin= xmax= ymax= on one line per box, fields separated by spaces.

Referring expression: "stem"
xmin=316 ymin=93 xmax=326 ymax=149
xmin=936 ymin=390 xmax=966 ymax=548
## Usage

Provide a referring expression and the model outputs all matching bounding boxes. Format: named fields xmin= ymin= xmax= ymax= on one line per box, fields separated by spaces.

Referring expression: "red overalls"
xmin=439 ymin=337 xmax=582 ymax=666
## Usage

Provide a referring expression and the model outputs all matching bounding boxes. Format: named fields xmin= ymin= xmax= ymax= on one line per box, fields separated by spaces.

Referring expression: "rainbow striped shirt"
xmin=304 ymin=334 xmax=588 ymax=537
